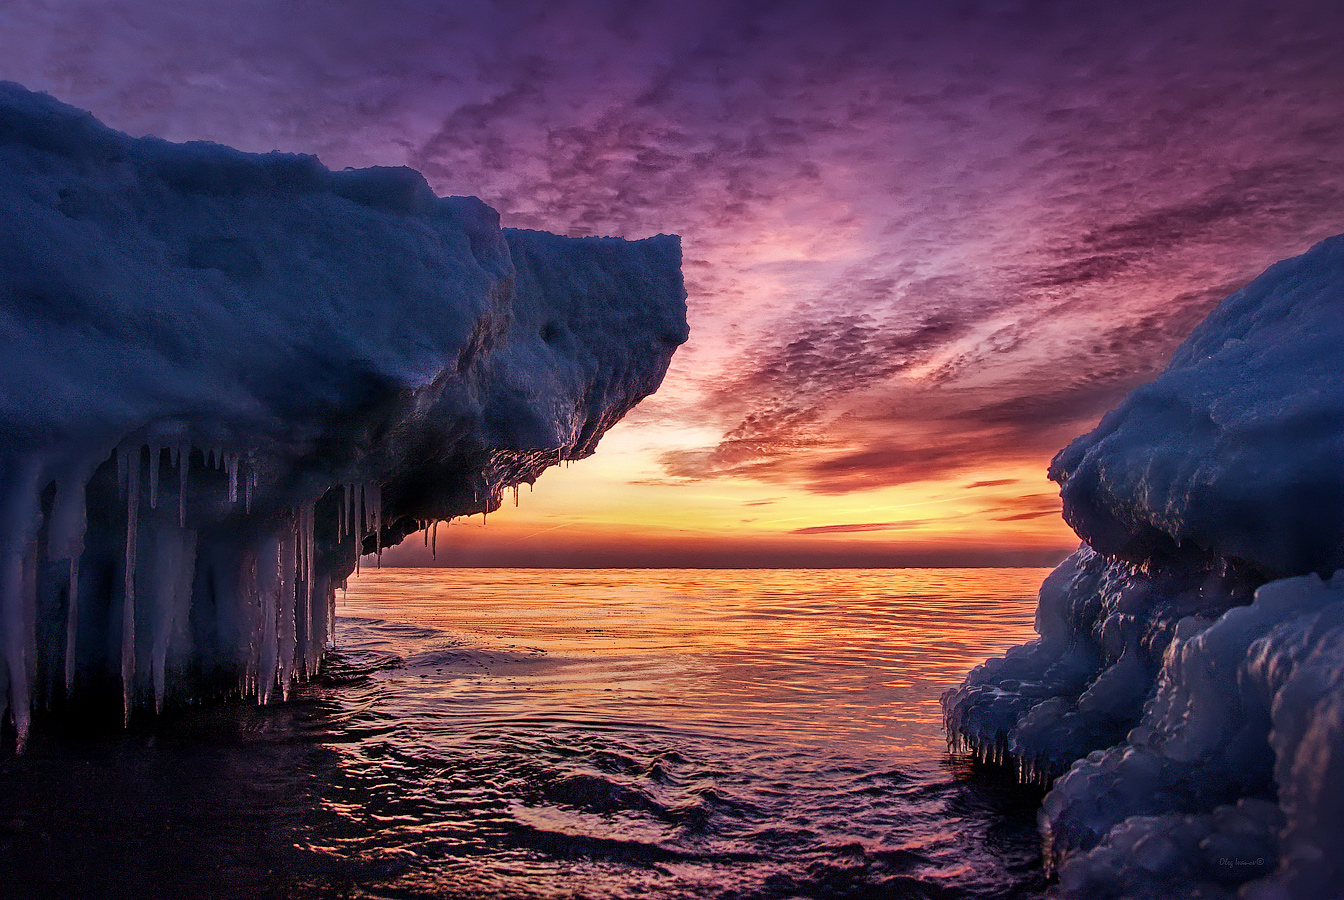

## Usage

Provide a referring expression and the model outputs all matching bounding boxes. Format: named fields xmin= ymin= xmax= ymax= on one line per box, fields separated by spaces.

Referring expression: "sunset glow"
xmin=6 ymin=0 xmax=1341 ymax=565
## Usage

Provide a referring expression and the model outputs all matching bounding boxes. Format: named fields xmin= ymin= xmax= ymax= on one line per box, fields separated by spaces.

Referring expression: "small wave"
xmin=318 ymin=648 xmax=404 ymax=683
xmin=499 ymin=822 xmax=690 ymax=865
xmin=404 ymin=646 xmax=552 ymax=674
xmin=531 ymin=772 xmax=669 ymax=819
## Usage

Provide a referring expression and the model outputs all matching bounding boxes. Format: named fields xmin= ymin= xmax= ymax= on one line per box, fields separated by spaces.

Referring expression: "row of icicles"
xmin=1 ymin=443 xmax=389 ymax=751
xmin=945 ymin=729 xmax=1057 ymax=786
xmin=5 ymin=443 xmax=546 ymax=750
xmin=402 ymin=476 xmax=531 ymax=561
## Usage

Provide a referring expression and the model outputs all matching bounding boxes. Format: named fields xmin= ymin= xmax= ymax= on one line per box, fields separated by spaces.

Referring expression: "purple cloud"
xmin=2 ymin=0 xmax=1342 ymax=501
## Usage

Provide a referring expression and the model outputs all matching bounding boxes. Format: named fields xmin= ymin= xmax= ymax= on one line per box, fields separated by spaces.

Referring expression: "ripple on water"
xmin=0 ymin=568 xmax=1049 ymax=900
xmin=297 ymin=569 xmax=1050 ymax=899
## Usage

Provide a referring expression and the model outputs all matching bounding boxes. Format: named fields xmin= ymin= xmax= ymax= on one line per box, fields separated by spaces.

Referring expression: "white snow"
xmin=946 ymin=234 xmax=1344 ymax=898
xmin=0 ymin=83 xmax=687 ymax=746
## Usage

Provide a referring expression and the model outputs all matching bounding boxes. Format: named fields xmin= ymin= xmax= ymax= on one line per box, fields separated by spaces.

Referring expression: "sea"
xmin=0 ymin=568 xmax=1050 ymax=900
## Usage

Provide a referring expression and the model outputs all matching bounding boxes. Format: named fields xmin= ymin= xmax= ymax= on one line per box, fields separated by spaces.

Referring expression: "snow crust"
xmin=945 ymin=235 xmax=1344 ymax=898
xmin=0 ymin=84 xmax=687 ymax=745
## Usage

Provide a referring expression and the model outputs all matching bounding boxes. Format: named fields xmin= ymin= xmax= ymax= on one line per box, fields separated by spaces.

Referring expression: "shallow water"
xmin=0 ymin=568 xmax=1049 ymax=899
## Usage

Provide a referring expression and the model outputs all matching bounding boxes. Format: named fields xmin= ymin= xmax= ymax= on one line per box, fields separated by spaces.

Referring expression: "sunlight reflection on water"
xmin=0 ymin=568 xmax=1050 ymax=900
xmin=317 ymin=568 xmax=1050 ymax=898
xmin=337 ymin=568 xmax=1046 ymax=761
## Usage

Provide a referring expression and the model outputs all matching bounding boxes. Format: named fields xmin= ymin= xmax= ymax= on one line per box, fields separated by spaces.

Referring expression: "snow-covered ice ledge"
xmin=0 ymin=84 xmax=687 ymax=747
xmin=944 ymin=233 xmax=1344 ymax=898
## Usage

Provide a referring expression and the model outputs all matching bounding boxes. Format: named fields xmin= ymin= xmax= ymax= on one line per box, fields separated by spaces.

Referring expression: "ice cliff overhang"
xmin=0 ymin=83 xmax=687 ymax=744
xmin=1050 ymin=233 xmax=1344 ymax=579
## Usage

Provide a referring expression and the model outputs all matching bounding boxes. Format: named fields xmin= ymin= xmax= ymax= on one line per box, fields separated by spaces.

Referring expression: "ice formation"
xmin=0 ymin=84 xmax=687 ymax=747
xmin=945 ymin=233 xmax=1344 ymax=898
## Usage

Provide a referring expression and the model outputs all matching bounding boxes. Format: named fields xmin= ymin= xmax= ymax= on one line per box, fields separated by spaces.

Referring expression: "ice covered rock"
xmin=0 ymin=84 xmax=687 ymax=746
xmin=1051 ymin=233 xmax=1344 ymax=579
xmin=945 ymin=234 xmax=1344 ymax=898
xmin=943 ymin=546 xmax=1256 ymax=784
xmin=1047 ymin=573 xmax=1344 ymax=898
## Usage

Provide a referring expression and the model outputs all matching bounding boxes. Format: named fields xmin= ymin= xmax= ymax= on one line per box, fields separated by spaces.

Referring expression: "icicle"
xmin=310 ymin=571 xmax=329 ymax=669
xmin=226 ymin=452 xmax=239 ymax=503
xmin=328 ymin=576 xmax=338 ymax=644
xmin=178 ymin=445 xmax=188 ymax=528
xmin=116 ymin=445 xmax=130 ymax=493
xmin=257 ymin=536 xmax=280 ymax=706
xmin=122 ymin=448 xmax=141 ymax=725
xmin=64 ymin=559 xmax=78 ymax=693
xmin=297 ymin=509 xmax=307 ymax=585
xmin=431 ymin=519 xmax=438 ymax=559
xmin=356 ymin=484 xmax=365 ymax=538
xmin=354 ymin=484 xmax=364 ymax=575
xmin=148 ymin=445 xmax=160 ymax=509
xmin=513 ymin=484 xmax=519 ymax=507
xmin=0 ymin=454 xmax=44 ymax=751
xmin=149 ymin=515 xmax=196 ymax=714
xmin=370 ymin=484 xmax=382 ymax=568
xmin=305 ymin=504 xmax=315 ymax=587
xmin=277 ymin=520 xmax=297 ymax=700
xmin=300 ymin=505 xmax=317 ymax=673
xmin=48 ymin=464 xmax=93 ymax=696
xmin=48 ymin=468 xmax=89 ymax=561
xmin=10 ymin=538 xmax=37 ymax=748
xmin=341 ymin=483 xmax=351 ymax=541
xmin=296 ymin=510 xmax=308 ymax=661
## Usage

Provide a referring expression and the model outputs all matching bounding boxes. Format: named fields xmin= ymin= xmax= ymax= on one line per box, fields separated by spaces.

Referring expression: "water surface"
xmin=0 ymin=568 xmax=1048 ymax=899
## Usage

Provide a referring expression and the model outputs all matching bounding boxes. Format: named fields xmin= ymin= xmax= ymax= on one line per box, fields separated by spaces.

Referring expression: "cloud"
xmin=788 ymin=520 xmax=930 ymax=535
xmin=3 ymin=0 xmax=1343 ymax=512
xmin=626 ymin=477 xmax=700 ymax=487
xmin=993 ymin=510 xmax=1058 ymax=522
xmin=985 ymin=493 xmax=1062 ymax=523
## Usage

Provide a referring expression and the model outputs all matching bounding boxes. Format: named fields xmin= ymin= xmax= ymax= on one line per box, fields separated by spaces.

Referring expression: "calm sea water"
xmin=0 ymin=568 xmax=1048 ymax=900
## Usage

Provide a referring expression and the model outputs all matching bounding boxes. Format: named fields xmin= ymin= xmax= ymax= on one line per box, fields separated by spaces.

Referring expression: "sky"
xmin=3 ymin=0 xmax=1342 ymax=566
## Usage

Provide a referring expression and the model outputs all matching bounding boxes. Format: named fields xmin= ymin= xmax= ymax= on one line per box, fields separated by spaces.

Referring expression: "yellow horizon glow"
xmin=379 ymin=418 xmax=1078 ymax=567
